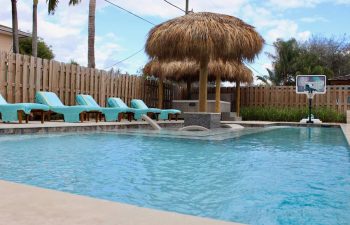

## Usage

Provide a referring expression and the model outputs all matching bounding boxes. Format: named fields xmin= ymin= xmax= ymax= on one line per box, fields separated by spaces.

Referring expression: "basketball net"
xmin=305 ymin=92 xmax=315 ymax=99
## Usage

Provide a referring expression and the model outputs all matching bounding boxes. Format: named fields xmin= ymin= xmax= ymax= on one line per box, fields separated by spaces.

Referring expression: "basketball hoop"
xmin=296 ymin=75 xmax=327 ymax=124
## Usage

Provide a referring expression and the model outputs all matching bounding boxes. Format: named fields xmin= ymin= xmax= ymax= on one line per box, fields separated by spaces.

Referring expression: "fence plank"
xmin=76 ymin=65 xmax=81 ymax=96
xmin=22 ymin=55 xmax=29 ymax=102
xmin=65 ymin=64 xmax=71 ymax=104
xmin=14 ymin=54 xmax=22 ymax=102
xmin=7 ymin=53 xmax=14 ymax=103
xmin=118 ymin=75 xmax=122 ymax=98
xmin=28 ymin=56 xmax=35 ymax=102
xmin=0 ymin=52 xmax=6 ymax=97
xmin=70 ymin=64 xmax=76 ymax=105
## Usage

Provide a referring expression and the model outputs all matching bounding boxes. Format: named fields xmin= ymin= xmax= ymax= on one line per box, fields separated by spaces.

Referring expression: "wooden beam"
xmin=158 ymin=77 xmax=164 ymax=109
xmin=199 ymin=59 xmax=208 ymax=112
xmin=236 ymin=81 xmax=241 ymax=117
xmin=215 ymin=75 xmax=221 ymax=113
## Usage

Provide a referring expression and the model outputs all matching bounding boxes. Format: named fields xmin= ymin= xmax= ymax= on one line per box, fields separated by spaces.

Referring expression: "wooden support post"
xmin=215 ymin=75 xmax=221 ymax=113
xmin=236 ymin=81 xmax=241 ymax=117
xmin=199 ymin=59 xmax=208 ymax=112
xmin=158 ymin=77 xmax=164 ymax=109
xmin=186 ymin=79 xmax=191 ymax=99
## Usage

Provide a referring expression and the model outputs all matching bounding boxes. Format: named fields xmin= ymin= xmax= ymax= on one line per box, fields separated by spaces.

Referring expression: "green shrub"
xmin=241 ymin=106 xmax=346 ymax=123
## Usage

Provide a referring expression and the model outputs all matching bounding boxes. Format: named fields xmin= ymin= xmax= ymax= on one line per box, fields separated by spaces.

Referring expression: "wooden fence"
xmin=0 ymin=51 xmax=177 ymax=108
xmin=202 ymin=86 xmax=350 ymax=113
xmin=2 ymin=51 xmax=346 ymax=113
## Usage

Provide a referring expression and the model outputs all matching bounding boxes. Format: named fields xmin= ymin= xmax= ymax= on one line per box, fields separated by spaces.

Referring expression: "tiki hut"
xmin=145 ymin=12 xmax=263 ymax=112
xmin=143 ymin=59 xmax=253 ymax=112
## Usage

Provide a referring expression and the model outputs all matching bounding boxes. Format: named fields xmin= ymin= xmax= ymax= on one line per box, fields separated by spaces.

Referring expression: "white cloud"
xmin=105 ymin=0 xmax=247 ymax=18
xmin=267 ymin=0 xmax=321 ymax=9
xmin=335 ymin=0 xmax=350 ymax=3
xmin=263 ymin=63 xmax=273 ymax=71
xmin=300 ymin=16 xmax=328 ymax=23
xmin=266 ymin=20 xmax=301 ymax=41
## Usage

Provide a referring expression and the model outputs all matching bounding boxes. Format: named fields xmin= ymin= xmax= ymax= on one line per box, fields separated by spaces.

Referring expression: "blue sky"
xmin=0 ymin=0 xmax=349 ymax=82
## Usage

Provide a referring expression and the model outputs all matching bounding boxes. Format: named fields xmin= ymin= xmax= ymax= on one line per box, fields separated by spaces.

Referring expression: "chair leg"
xmin=25 ymin=114 xmax=29 ymax=124
xmin=95 ymin=112 xmax=98 ymax=123
xmin=41 ymin=111 xmax=45 ymax=124
xmin=127 ymin=113 xmax=132 ymax=122
xmin=175 ymin=114 xmax=178 ymax=121
xmin=17 ymin=111 xmax=23 ymax=124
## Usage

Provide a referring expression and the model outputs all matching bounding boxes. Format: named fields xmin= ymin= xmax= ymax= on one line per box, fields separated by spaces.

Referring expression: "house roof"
xmin=0 ymin=24 xmax=31 ymax=38
xmin=328 ymin=74 xmax=350 ymax=81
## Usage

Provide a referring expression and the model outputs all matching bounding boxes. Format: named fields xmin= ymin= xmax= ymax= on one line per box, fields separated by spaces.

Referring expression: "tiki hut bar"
xmin=145 ymin=12 xmax=263 ymax=128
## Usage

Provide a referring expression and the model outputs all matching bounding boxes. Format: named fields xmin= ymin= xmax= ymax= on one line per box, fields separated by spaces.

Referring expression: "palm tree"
xmin=257 ymin=68 xmax=281 ymax=86
xmin=29 ymin=0 xmax=81 ymax=57
xmin=46 ymin=0 xmax=81 ymax=14
xmin=268 ymin=38 xmax=300 ymax=85
xmin=11 ymin=0 xmax=19 ymax=53
xmin=32 ymin=0 xmax=38 ymax=57
xmin=88 ymin=0 xmax=96 ymax=68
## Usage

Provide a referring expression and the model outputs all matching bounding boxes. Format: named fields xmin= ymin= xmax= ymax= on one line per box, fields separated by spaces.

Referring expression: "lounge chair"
xmin=107 ymin=97 xmax=156 ymax=120
xmin=35 ymin=92 xmax=101 ymax=123
xmin=131 ymin=99 xmax=180 ymax=120
xmin=0 ymin=94 xmax=49 ymax=123
xmin=76 ymin=94 xmax=128 ymax=122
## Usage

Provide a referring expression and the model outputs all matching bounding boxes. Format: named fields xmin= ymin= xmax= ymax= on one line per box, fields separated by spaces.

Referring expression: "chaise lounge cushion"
xmin=131 ymin=99 xmax=180 ymax=120
xmin=76 ymin=95 xmax=127 ymax=122
xmin=107 ymin=98 xmax=157 ymax=120
xmin=0 ymin=94 xmax=49 ymax=122
xmin=35 ymin=92 xmax=99 ymax=123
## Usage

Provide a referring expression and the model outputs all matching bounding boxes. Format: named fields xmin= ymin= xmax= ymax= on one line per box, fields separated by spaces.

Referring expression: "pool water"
xmin=0 ymin=127 xmax=349 ymax=225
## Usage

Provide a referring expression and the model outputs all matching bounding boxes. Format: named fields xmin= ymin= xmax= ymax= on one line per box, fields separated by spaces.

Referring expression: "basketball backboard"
xmin=296 ymin=75 xmax=326 ymax=94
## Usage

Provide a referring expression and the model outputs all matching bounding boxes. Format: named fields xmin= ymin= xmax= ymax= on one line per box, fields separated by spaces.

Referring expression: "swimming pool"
xmin=0 ymin=127 xmax=349 ymax=225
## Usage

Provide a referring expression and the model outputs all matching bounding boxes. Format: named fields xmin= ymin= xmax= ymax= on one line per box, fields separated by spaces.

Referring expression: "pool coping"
xmin=1 ymin=120 xmax=348 ymax=145
xmin=0 ymin=180 xmax=243 ymax=225
xmin=222 ymin=120 xmax=341 ymax=128
xmin=224 ymin=121 xmax=350 ymax=146
xmin=0 ymin=120 xmax=184 ymax=134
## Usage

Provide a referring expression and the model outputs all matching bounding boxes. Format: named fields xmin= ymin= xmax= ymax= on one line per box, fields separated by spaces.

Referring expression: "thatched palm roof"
xmin=146 ymin=12 xmax=264 ymax=62
xmin=143 ymin=59 xmax=253 ymax=84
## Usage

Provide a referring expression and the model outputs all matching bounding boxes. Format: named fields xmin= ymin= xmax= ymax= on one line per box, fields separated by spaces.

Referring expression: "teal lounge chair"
xmin=35 ymin=92 xmax=100 ymax=123
xmin=131 ymin=99 xmax=180 ymax=120
xmin=76 ymin=95 xmax=128 ymax=122
xmin=107 ymin=97 xmax=154 ymax=120
xmin=0 ymin=94 xmax=49 ymax=123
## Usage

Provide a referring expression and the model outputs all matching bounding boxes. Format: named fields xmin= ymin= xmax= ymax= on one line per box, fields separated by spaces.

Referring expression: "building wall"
xmin=0 ymin=33 xmax=12 ymax=52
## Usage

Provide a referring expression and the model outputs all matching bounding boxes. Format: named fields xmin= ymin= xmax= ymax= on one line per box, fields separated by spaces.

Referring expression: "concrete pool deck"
xmin=0 ymin=180 xmax=243 ymax=225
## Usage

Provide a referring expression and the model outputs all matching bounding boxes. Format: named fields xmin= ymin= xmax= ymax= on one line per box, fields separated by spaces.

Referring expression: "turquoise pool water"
xmin=0 ymin=127 xmax=349 ymax=225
